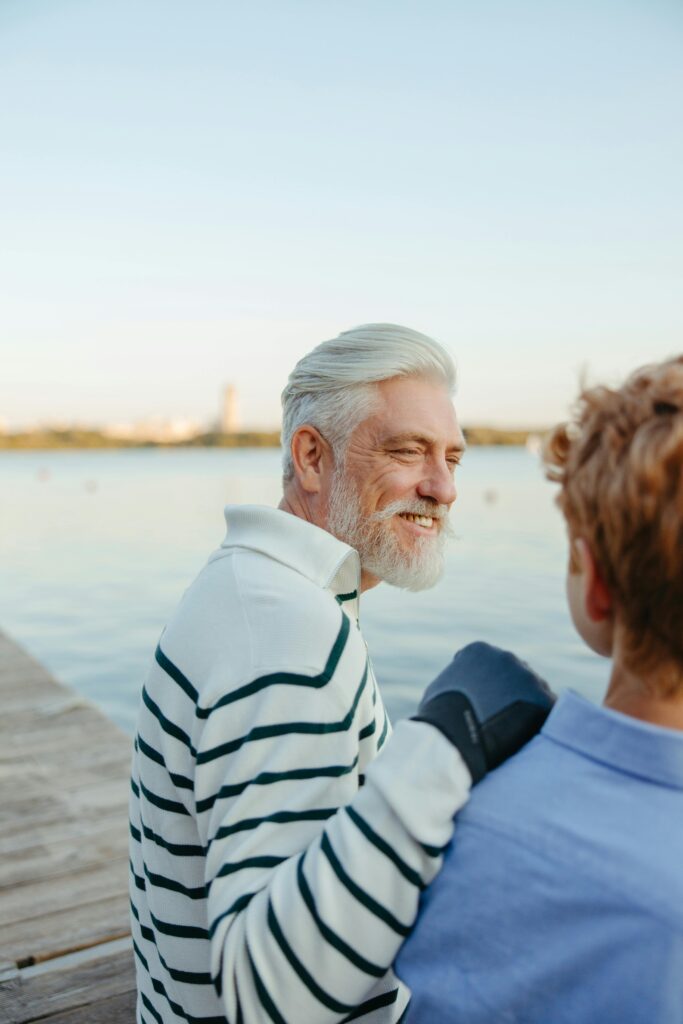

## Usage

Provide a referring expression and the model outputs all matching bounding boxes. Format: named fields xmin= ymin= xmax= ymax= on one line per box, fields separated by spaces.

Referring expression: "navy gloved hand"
xmin=412 ymin=641 xmax=555 ymax=784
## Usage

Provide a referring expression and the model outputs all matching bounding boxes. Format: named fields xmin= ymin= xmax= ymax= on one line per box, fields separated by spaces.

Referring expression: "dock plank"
xmin=0 ymin=824 xmax=128 ymax=889
xmin=0 ymin=776 xmax=128 ymax=839
xmin=0 ymin=810 xmax=129 ymax=858
xmin=21 ymin=989 xmax=137 ymax=1024
xmin=0 ymin=946 xmax=135 ymax=1024
xmin=0 ymin=630 xmax=136 ymax=1021
xmin=0 ymin=894 xmax=131 ymax=967
xmin=0 ymin=859 xmax=128 ymax=928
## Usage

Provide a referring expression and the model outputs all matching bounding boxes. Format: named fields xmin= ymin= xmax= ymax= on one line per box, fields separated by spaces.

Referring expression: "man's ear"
xmin=290 ymin=425 xmax=333 ymax=494
xmin=575 ymin=538 xmax=613 ymax=622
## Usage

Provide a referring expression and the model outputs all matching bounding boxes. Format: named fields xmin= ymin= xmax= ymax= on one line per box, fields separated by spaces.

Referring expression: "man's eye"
xmin=394 ymin=449 xmax=420 ymax=457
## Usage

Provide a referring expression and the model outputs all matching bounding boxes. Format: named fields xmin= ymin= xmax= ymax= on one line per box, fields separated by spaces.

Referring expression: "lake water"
xmin=0 ymin=448 xmax=610 ymax=734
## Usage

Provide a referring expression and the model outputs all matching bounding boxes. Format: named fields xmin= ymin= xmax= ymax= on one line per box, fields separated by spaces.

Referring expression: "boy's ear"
xmin=290 ymin=425 xmax=333 ymax=494
xmin=575 ymin=539 xmax=613 ymax=622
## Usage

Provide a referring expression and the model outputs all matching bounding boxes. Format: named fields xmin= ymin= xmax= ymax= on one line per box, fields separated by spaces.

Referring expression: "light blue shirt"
xmin=397 ymin=690 xmax=683 ymax=1023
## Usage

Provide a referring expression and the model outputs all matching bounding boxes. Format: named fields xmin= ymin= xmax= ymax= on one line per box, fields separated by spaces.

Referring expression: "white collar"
xmin=220 ymin=505 xmax=361 ymax=601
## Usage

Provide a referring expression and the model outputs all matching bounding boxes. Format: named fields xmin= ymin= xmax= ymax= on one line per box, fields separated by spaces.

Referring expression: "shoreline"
xmin=0 ymin=426 xmax=541 ymax=451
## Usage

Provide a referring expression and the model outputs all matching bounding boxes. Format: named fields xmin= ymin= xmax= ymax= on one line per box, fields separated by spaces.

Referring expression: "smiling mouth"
xmin=398 ymin=512 xmax=437 ymax=529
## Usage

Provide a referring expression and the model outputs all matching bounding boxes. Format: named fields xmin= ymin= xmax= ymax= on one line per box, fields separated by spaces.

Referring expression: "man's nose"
xmin=417 ymin=461 xmax=457 ymax=507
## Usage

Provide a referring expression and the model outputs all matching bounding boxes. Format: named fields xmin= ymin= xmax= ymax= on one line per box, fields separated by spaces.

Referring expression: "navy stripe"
xmin=149 ymin=976 xmax=225 ymax=1024
xmin=136 ymin=734 xmax=166 ymax=767
xmin=142 ymin=686 xmax=196 ymax=755
xmin=129 ymin=896 xmax=155 ymax=945
xmin=358 ymin=718 xmax=376 ymax=741
xmin=135 ymin=947 xmax=225 ymax=1024
xmin=248 ymin=948 xmax=288 ymax=1024
xmin=141 ymin=860 xmax=206 ymax=900
xmin=131 ymin=893 xmax=210 ymax=940
xmin=212 ymin=855 xmax=286 ymax=884
xmin=133 ymin=938 xmax=149 ymax=971
xmin=210 ymin=807 xmax=336 ymax=845
xmin=196 ymin=756 xmax=358 ymax=814
xmin=131 ymin=897 xmax=209 ymax=958
xmin=155 ymin=644 xmax=199 ymax=702
xmin=138 ymin=777 xmax=190 ymax=816
xmin=335 ymin=590 xmax=358 ymax=604
xmin=341 ymin=989 xmax=399 ymax=1022
xmin=137 ymin=734 xmax=194 ymax=790
xmin=155 ymin=615 xmax=350 ymax=721
xmin=130 ymin=861 xmax=146 ymax=891
xmin=208 ymin=891 xmax=258 ymax=939
xmin=419 ymin=839 xmax=450 ymax=857
xmin=296 ymin=855 xmax=385 ymax=978
xmin=152 ymin=910 xmax=209 ymax=941
xmin=377 ymin=708 xmax=390 ymax=750
xmin=321 ymin=833 xmax=411 ymax=936
xmin=345 ymin=806 xmax=425 ymax=890
xmin=197 ymin=613 xmax=351 ymax=718
xmin=134 ymin=939 xmax=211 ymax=997
xmin=165 ymin=963 xmax=213 ymax=986
xmin=267 ymin=900 xmax=353 ymax=1013
xmin=141 ymin=992 xmax=163 ymax=1024
xmin=197 ymin=661 xmax=368 ymax=766
xmin=134 ymin=817 xmax=205 ymax=857
xmin=134 ymin=910 xmax=212 ymax=986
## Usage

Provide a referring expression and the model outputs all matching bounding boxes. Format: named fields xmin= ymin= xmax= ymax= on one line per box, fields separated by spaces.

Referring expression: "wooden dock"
xmin=0 ymin=629 xmax=136 ymax=1023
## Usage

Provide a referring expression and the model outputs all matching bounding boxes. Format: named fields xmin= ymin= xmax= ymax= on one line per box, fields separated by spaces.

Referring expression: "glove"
xmin=412 ymin=641 xmax=555 ymax=784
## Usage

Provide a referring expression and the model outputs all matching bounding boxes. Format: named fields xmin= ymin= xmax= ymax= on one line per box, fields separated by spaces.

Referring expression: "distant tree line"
xmin=461 ymin=426 xmax=535 ymax=446
xmin=0 ymin=427 xmax=537 ymax=450
xmin=0 ymin=429 xmax=282 ymax=450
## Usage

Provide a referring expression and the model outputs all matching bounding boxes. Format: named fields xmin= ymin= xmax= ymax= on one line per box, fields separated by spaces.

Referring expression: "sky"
xmin=1 ymin=0 xmax=682 ymax=430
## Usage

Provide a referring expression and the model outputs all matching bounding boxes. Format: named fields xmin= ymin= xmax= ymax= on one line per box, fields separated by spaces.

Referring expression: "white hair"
xmin=281 ymin=323 xmax=456 ymax=481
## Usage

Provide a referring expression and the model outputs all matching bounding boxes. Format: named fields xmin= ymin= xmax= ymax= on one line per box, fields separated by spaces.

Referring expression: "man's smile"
xmin=396 ymin=511 xmax=439 ymax=535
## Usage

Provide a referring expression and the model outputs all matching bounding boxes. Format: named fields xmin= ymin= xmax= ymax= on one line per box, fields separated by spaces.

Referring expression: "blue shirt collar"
xmin=542 ymin=690 xmax=683 ymax=790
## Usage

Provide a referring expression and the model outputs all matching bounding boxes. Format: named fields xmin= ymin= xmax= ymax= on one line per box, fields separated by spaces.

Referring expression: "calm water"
xmin=0 ymin=448 xmax=609 ymax=734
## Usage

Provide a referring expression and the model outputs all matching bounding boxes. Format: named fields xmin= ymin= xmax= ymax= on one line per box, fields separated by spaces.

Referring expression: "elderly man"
xmin=129 ymin=324 xmax=551 ymax=1024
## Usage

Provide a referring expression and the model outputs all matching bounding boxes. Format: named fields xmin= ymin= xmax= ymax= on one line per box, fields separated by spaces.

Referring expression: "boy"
xmin=396 ymin=355 xmax=683 ymax=1022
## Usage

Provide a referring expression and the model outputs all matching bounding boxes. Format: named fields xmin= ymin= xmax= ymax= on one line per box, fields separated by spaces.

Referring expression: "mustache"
xmin=370 ymin=499 xmax=452 ymax=524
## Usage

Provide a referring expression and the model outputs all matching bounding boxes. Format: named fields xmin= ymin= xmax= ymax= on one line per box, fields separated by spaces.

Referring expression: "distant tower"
xmin=221 ymin=384 xmax=239 ymax=434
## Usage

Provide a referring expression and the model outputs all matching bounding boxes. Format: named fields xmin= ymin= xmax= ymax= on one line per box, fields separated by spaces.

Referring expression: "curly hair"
xmin=543 ymin=355 xmax=683 ymax=695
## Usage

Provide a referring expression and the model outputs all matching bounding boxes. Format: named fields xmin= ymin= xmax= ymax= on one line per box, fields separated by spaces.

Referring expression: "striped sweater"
xmin=129 ymin=505 xmax=470 ymax=1024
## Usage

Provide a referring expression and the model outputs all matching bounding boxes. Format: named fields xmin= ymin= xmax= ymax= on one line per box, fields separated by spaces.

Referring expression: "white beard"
xmin=326 ymin=472 xmax=453 ymax=591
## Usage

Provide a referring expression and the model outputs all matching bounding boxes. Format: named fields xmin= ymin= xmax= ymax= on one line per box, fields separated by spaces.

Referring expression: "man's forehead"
xmin=354 ymin=375 xmax=465 ymax=449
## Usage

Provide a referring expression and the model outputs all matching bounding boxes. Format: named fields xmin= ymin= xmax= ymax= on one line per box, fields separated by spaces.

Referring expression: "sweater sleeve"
xmin=194 ymin=628 xmax=471 ymax=1024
